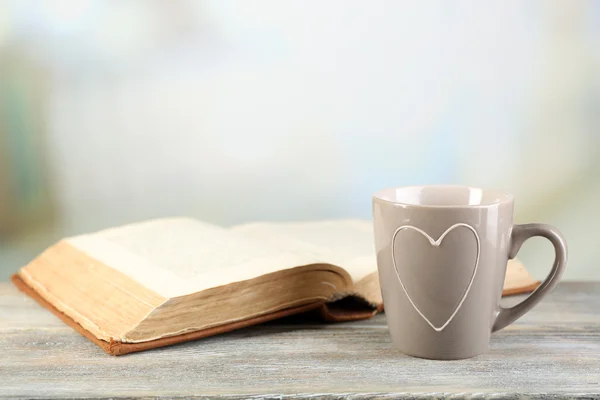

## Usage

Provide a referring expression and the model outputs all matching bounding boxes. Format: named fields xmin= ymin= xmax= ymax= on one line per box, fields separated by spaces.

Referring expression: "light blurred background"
xmin=0 ymin=0 xmax=599 ymax=281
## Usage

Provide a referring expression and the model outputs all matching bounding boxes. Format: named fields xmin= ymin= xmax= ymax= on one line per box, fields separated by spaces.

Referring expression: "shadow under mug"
xmin=372 ymin=185 xmax=567 ymax=360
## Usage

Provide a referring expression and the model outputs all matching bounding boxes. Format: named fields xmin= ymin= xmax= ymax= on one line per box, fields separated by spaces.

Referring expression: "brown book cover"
xmin=12 ymin=274 xmax=536 ymax=356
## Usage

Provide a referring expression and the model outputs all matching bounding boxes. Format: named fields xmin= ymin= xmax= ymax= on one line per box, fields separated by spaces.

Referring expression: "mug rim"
xmin=372 ymin=185 xmax=514 ymax=209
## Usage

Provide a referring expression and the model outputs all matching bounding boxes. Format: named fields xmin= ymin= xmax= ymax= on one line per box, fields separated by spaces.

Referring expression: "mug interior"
xmin=373 ymin=185 xmax=512 ymax=207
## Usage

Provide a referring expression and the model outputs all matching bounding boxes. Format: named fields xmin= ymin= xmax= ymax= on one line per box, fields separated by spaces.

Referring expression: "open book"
xmin=12 ymin=218 xmax=539 ymax=355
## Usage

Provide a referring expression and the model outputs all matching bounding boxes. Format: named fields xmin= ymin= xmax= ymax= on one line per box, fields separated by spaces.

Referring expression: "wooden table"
xmin=1 ymin=282 xmax=599 ymax=399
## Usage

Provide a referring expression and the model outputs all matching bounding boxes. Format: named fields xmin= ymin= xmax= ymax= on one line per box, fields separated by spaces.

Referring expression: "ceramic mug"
xmin=372 ymin=185 xmax=567 ymax=359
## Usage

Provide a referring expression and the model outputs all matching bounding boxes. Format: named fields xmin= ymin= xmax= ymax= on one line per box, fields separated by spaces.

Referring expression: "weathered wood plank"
xmin=0 ymin=282 xmax=599 ymax=399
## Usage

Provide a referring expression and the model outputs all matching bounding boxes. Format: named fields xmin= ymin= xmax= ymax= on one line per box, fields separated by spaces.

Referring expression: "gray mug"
xmin=372 ymin=185 xmax=567 ymax=359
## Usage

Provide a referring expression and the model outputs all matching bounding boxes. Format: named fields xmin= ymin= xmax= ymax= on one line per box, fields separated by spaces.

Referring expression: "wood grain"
xmin=0 ymin=282 xmax=599 ymax=399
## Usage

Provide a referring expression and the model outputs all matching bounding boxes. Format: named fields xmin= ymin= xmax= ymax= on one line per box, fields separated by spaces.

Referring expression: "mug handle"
xmin=492 ymin=223 xmax=568 ymax=332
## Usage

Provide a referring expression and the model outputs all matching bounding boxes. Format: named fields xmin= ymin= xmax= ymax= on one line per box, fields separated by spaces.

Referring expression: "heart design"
xmin=391 ymin=223 xmax=480 ymax=332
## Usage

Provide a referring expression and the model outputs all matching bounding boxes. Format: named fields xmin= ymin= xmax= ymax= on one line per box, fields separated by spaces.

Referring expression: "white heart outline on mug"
xmin=391 ymin=223 xmax=481 ymax=332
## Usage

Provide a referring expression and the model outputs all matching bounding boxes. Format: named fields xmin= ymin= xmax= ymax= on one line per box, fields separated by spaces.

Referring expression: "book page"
xmin=231 ymin=220 xmax=376 ymax=282
xmin=65 ymin=218 xmax=535 ymax=300
xmin=66 ymin=218 xmax=321 ymax=298
xmin=231 ymin=220 xmax=536 ymax=293
xmin=503 ymin=258 xmax=538 ymax=291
